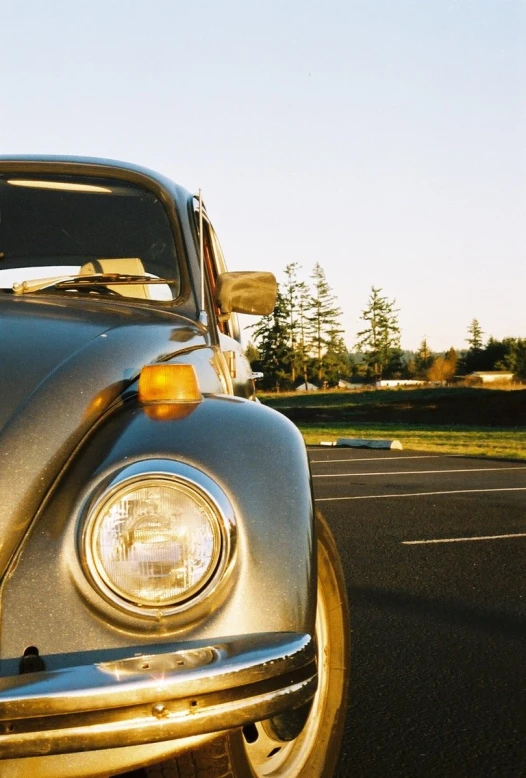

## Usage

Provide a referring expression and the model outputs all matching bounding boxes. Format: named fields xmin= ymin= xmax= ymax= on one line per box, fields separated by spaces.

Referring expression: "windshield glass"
xmin=0 ymin=174 xmax=180 ymax=301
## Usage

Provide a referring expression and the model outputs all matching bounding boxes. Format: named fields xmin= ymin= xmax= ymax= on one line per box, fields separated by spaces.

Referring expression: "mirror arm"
xmin=197 ymin=189 xmax=208 ymax=328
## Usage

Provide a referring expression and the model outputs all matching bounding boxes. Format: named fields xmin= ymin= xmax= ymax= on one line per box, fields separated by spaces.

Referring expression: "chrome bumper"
xmin=0 ymin=633 xmax=316 ymax=759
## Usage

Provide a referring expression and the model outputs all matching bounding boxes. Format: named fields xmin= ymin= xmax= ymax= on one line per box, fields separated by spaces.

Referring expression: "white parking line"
xmin=310 ymin=455 xmax=444 ymax=464
xmin=403 ymin=533 xmax=526 ymax=545
xmin=317 ymin=487 xmax=526 ymax=502
xmin=313 ymin=466 xmax=526 ymax=479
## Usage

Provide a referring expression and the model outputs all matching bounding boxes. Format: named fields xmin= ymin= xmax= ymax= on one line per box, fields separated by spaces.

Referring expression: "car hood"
xmin=0 ymin=295 xmax=215 ymax=577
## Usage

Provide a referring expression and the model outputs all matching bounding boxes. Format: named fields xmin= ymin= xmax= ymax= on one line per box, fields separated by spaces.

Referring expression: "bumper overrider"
xmin=0 ymin=633 xmax=316 ymax=759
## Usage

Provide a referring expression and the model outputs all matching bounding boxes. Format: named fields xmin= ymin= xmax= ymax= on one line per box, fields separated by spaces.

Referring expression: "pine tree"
xmin=250 ymin=290 xmax=292 ymax=391
xmin=496 ymin=338 xmax=526 ymax=381
xmin=385 ymin=347 xmax=406 ymax=379
xmin=355 ymin=287 xmax=401 ymax=382
xmin=415 ymin=337 xmax=434 ymax=378
xmin=467 ymin=319 xmax=484 ymax=350
xmin=510 ymin=339 xmax=526 ymax=381
xmin=460 ymin=319 xmax=486 ymax=373
xmin=405 ymin=356 xmax=417 ymax=379
xmin=282 ymin=262 xmax=307 ymax=385
xmin=323 ymin=330 xmax=351 ymax=386
xmin=308 ymin=263 xmax=344 ymax=385
xmin=296 ymin=280 xmax=313 ymax=387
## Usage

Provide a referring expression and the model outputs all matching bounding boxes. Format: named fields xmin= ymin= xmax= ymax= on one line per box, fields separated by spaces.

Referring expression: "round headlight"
xmin=84 ymin=474 xmax=223 ymax=609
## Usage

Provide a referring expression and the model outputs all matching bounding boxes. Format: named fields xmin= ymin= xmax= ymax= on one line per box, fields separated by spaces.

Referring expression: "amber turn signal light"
xmin=138 ymin=364 xmax=202 ymax=404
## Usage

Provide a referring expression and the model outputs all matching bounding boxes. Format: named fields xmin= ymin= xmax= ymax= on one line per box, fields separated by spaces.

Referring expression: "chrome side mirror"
xmin=215 ymin=272 xmax=277 ymax=316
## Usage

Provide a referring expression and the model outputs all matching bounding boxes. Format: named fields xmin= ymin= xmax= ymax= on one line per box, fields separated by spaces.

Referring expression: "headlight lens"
xmin=85 ymin=475 xmax=223 ymax=608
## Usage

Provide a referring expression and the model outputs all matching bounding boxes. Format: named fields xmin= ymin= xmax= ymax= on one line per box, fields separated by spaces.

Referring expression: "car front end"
xmin=0 ymin=157 xmax=324 ymax=777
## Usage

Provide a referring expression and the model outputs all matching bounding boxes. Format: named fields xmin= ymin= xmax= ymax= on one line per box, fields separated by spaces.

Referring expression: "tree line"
xmin=247 ymin=264 xmax=526 ymax=391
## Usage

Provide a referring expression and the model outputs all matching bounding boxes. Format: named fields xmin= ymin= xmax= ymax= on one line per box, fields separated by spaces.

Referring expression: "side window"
xmin=194 ymin=202 xmax=257 ymax=399
xmin=196 ymin=209 xmax=239 ymax=341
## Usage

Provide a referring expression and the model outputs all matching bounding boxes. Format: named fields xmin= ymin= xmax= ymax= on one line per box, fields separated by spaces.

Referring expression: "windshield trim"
xmin=0 ymin=160 xmax=196 ymax=316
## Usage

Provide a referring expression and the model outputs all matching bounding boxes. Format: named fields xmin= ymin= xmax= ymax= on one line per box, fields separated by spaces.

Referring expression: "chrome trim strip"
xmin=0 ymin=633 xmax=316 ymax=759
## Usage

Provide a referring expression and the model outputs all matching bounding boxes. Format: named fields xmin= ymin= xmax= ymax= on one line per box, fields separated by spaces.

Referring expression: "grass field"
xmin=258 ymin=387 xmax=526 ymax=461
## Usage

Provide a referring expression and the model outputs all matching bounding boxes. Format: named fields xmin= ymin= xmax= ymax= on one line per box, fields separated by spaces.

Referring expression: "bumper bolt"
xmin=152 ymin=703 xmax=167 ymax=718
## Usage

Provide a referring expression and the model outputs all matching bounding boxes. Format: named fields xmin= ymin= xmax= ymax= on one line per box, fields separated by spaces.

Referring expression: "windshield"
xmin=0 ymin=174 xmax=180 ymax=301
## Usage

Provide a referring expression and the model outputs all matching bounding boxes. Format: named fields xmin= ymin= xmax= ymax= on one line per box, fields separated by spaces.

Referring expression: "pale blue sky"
xmin=2 ymin=0 xmax=524 ymax=351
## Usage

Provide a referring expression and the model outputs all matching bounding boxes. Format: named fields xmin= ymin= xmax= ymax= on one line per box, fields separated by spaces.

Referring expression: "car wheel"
xmin=138 ymin=511 xmax=350 ymax=778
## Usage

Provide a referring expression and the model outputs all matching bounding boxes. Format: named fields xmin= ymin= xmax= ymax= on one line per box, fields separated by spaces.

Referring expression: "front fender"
xmin=0 ymin=396 xmax=316 ymax=672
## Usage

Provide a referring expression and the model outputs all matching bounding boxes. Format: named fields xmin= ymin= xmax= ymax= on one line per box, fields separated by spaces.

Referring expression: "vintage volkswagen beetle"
xmin=0 ymin=156 xmax=349 ymax=777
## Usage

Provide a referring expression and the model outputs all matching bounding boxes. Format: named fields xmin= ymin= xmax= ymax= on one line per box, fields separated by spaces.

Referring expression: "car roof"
xmin=0 ymin=155 xmax=193 ymax=204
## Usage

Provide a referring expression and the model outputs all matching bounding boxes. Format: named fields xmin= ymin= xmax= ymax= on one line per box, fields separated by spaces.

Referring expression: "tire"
xmin=138 ymin=511 xmax=350 ymax=778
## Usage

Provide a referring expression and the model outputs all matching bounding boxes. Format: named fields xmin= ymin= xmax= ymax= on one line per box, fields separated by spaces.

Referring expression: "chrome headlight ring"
xmin=79 ymin=460 xmax=236 ymax=618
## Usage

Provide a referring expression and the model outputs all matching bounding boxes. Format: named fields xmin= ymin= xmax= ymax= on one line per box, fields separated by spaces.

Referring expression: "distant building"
xmin=338 ymin=379 xmax=367 ymax=389
xmin=296 ymin=382 xmax=319 ymax=392
xmin=468 ymin=371 xmax=514 ymax=384
xmin=375 ymin=379 xmax=427 ymax=388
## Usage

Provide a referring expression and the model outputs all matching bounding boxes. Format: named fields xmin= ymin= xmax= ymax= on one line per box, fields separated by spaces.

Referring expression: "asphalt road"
xmin=309 ymin=447 xmax=526 ymax=778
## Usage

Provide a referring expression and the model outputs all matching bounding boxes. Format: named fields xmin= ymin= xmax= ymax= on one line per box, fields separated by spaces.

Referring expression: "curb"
xmin=320 ymin=438 xmax=403 ymax=450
